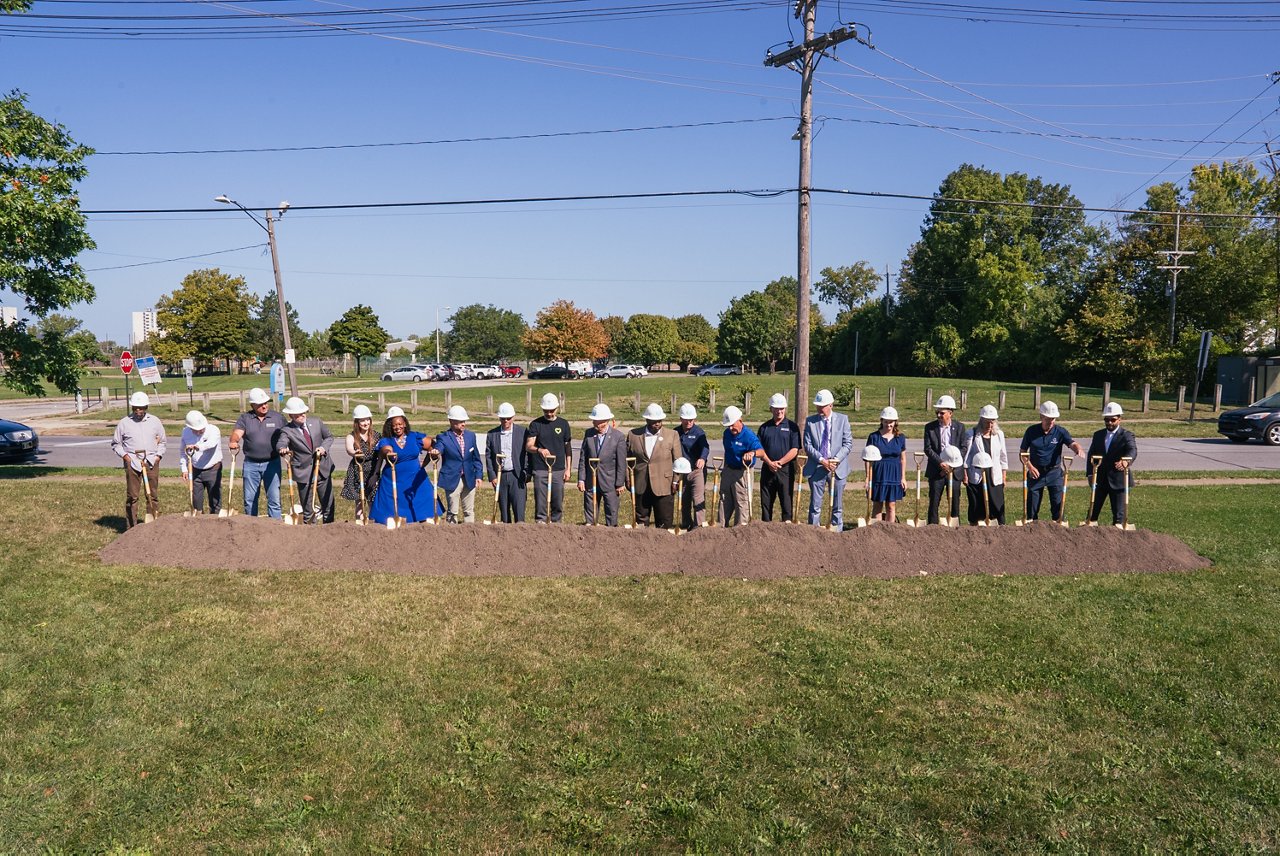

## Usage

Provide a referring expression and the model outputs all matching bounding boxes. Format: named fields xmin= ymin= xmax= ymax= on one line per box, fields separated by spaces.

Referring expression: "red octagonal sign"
xmin=120 ymin=350 xmax=134 ymax=374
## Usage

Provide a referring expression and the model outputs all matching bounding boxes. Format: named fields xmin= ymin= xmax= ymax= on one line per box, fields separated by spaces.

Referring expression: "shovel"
xmin=625 ymin=455 xmax=637 ymax=529
xmin=1118 ymin=456 xmax=1136 ymax=531
xmin=486 ymin=452 xmax=506 ymax=525
xmin=588 ymin=457 xmax=601 ymax=526
xmin=1057 ymin=455 xmax=1074 ymax=528
xmin=220 ymin=450 xmax=238 ymax=517
xmin=793 ymin=453 xmax=807 ymax=524
xmin=432 ymin=454 xmax=445 ymax=524
xmin=282 ymin=452 xmax=303 ymax=525
xmin=184 ymin=449 xmax=197 ymax=517
xmin=857 ymin=461 xmax=872 ymax=528
xmin=137 ymin=453 xmax=156 ymax=524
xmin=972 ymin=449 xmax=994 ymax=527
xmin=1016 ymin=451 xmax=1030 ymax=526
xmin=857 ymin=445 xmax=882 ymax=528
xmin=1084 ymin=454 xmax=1102 ymax=526
xmin=309 ymin=455 xmax=323 ymax=524
xmin=355 ymin=453 xmax=368 ymax=526
xmin=386 ymin=453 xmax=405 ymax=529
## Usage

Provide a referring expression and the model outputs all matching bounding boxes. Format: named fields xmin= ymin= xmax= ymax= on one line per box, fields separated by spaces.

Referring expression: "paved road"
xmin=20 ymin=433 xmax=1280 ymax=472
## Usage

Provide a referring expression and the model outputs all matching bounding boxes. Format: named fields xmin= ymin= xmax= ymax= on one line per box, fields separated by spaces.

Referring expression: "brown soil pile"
xmin=100 ymin=517 xmax=1210 ymax=579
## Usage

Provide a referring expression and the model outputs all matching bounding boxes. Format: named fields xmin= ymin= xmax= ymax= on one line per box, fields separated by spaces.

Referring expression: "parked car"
xmin=472 ymin=365 xmax=502 ymax=380
xmin=528 ymin=364 xmax=578 ymax=380
xmin=381 ymin=364 xmax=431 ymax=382
xmin=500 ymin=365 xmax=524 ymax=378
xmin=596 ymin=364 xmax=638 ymax=379
xmin=630 ymin=365 xmax=649 ymax=377
xmin=695 ymin=363 xmax=743 ymax=376
xmin=446 ymin=364 xmax=474 ymax=380
xmin=0 ymin=417 xmax=39 ymax=461
xmin=1218 ymin=391 xmax=1280 ymax=445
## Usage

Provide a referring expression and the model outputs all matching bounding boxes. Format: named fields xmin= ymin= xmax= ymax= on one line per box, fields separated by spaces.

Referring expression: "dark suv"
xmin=1217 ymin=391 xmax=1280 ymax=446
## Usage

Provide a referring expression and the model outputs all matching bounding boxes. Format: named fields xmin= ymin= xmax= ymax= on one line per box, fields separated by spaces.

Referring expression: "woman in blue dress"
xmin=867 ymin=406 xmax=907 ymax=523
xmin=369 ymin=410 xmax=438 ymax=525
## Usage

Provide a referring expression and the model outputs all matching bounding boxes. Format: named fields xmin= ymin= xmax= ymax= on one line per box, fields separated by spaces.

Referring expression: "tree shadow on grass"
xmin=0 ymin=465 xmax=73 ymax=480
xmin=94 ymin=515 xmax=127 ymax=533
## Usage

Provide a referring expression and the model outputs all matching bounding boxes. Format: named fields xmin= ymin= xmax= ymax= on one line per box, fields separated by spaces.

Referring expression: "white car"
xmin=381 ymin=364 xmax=431 ymax=382
xmin=630 ymin=365 xmax=649 ymax=377
xmin=596 ymin=364 xmax=638 ymax=378
xmin=472 ymin=364 xmax=502 ymax=379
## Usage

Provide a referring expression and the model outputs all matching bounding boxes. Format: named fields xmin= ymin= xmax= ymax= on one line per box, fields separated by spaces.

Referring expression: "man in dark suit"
xmin=486 ymin=402 xmax=529 ymax=523
xmin=276 ymin=396 xmax=335 ymax=524
xmin=1085 ymin=402 xmax=1138 ymax=525
xmin=432 ymin=405 xmax=485 ymax=523
xmin=577 ymin=403 xmax=628 ymax=526
xmin=922 ymin=394 xmax=968 ymax=524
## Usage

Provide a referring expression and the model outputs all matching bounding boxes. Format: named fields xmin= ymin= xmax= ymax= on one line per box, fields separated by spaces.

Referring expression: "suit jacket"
xmin=1085 ymin=427 xmax=1137 ymax=490
xmin=626 ymin=427 xmax=682 ymax=497
xmin=802 ymin=412 xmax=854 ymax=479
xmin=434 ymin=429 xmax=484 ymax=492
xmin=277 ymin=417 xmax=335 ymax=483
xmin=962 ymin=428 xmax=1008 ymax=486
xmin=578 ymin=427 xmax=628 ymax=490
xmin=486 ymin=424 xmax=530 ymax=486
xmin=923 ymin=418 xmax=969 ymax=480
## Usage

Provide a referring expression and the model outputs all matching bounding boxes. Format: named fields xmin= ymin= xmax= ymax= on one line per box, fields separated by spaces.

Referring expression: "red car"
xmin=500 ymin=365 xmax=524 ymax=378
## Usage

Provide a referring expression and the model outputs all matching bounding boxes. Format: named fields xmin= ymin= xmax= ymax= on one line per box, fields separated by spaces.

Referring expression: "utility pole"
xmin=1156 ymin=211 xmax=1195 ymax=347
xmin=1267 ymin=143 xmax=1280 ymax=348
xmin=765 ymin=11 xmax=869 ymax=421
xmin=265 ymin=210 xmax=298 ymax=398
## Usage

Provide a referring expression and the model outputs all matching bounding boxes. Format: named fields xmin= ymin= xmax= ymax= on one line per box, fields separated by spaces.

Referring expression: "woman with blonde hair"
xmin=866 ymin=406 xmax=907 ymax=522
xmin=341 ymin=404 xmax=381 ymax=521
xmin=964 ymin=404 xmax=1008 ymax=525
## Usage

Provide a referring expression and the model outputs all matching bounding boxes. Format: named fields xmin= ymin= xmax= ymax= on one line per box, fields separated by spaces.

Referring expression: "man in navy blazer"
xmin=486 ymin=402 xmax=530 ymax=523
xmin=431 ymin=405 xmax=484 ymax=523
xmin=802 ymin=389 xmax=854 ymax=528
xmin=922 ymin=394 xmax=968 ymax=524
xmin=1085 ymin=402 xmax=1138 ymax=525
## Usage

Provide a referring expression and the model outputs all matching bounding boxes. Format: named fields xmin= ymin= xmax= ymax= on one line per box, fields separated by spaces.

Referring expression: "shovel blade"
xmin=1059 ymin=520 xmax=1070 ymax=528
xmin=143 ymin=514 xmax=154 ymax=525
xmin=1118 ymin=523 xmax=1136 ymax=531
xmin=977 ymin=521 xmax=988 ymax=527
xmin=217 ymin=510 xmax=229 ymax=518
xmin=855 ymin=518 xmax=867 ymax=528
xmin=1015 ymin=519 xmax=1025 ymax=527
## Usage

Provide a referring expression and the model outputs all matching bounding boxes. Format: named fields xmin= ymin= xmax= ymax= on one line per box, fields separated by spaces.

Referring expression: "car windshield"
xmin=1252 ymin=391 xmax=1280 ymax=408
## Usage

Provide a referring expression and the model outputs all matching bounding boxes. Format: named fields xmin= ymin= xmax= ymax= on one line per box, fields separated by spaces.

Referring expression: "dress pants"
xmin=807 ymin=470 xmax=846 ymax=528
xmin=123 ymin=460 xmax=160 ymax=528
xmin=583 ymin=483 xmax=620 ymax=526
xmin=532 ymin=468 xmax=565 ymax=523
xmin=927 ymin=474 xmax=963 ymax=524
xmin=636 ymin=485 xmax=674 ymax=529
xmin=760 ymin=463 xmax=795 ymax=522
xmin=297 ymin=474 xmax=335 ymax=524
xmin=446 ymin=482 xmax=476 ymax=523
xmin=190 ymin=463 xmax=223 ymax=515
xmin=497 ymin=470 xmax=526 ymax=522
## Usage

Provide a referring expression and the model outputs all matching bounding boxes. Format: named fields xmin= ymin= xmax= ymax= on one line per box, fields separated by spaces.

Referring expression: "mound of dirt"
xmin=99 ymin=517 xmax=1210 ymax=579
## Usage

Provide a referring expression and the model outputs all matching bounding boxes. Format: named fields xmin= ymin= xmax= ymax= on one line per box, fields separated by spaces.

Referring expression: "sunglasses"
xmin=1104 ymin=416 xmax=1120 ymax=423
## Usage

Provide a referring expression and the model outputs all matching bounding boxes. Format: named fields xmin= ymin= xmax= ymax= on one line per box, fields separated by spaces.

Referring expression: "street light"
xmin=436 ymin=305 xmax=451 ymax=365
xmin=215 ymin=194 xmax=298 ymax=398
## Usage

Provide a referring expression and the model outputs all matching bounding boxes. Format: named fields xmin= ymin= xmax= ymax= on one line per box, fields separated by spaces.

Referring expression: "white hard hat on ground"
xmin=496 ymin=402 xmax=516 ymax=419
xmin=973 ymin=450 xmax=994 ymax=469
xmin=540 ymin=393 xmax=560 ymax=410
xmin=1103 ymin=401 xmax=1124 ymax=417
xmin=768 ymin=393 xmax=787 ymax=409
xmin=942 ymin=445 xmax=964 ymax=468
xmin=386 ymin=406 xmax=405 ymax=419
xmin=673 ymin=457 xmax=692 ymax=475
xmin=813 ymin=389 xmax=834 ymax=407
xmin=642 ymin=403 xmax=666 ymax=421
xmin=861 ymin=445 xmax=882 ymax=462
xmin=589 ymin=403 xmax=614 ymax=421
xmin=352 ymin=404 xmax=373 ymax=420
xmin=184 ymin=410 xmax=207 ymax=430
xmin=129 ymin=391 xmax=150 ymax=408
xmin=979 ymin=404 xmax=999 ymax=420
xmin=880 ymin=406 xmax=899 ymax=422
xmin=247 ymin=387 xmax=270 ymax=406
xmin=679 ymin=403 xmax=697 ymax=420
xmin=934 ymin=394 xmax=957 ymax=410
xmin=1039 ymin=400 xmax=1061 ymax=418
xmin=282 ymin=396 xmax=308 ymax=415
xmin=722 ymin=405 xmax=743 ymax=427
xmin=447 ymin=405 xmax=469 ymax=422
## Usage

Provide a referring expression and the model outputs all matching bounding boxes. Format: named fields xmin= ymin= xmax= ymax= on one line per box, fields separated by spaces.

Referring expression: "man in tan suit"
xmin=627 ymin=403 xmax=684 ymax=529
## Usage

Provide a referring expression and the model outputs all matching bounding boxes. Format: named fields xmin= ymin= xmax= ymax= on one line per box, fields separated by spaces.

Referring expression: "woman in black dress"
xmin=341 ymin=404 xmax=381 ymax=521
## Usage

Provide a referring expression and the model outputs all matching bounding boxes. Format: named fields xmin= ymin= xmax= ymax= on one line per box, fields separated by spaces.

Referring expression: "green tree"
xmin=31 ymin=313 xmax=104 ymax=364
xmin=152 ymin=268 xmax=254 ymax=371
xmin=815 ymin=262 xmax=881 ymax=316
xmin=522 ymin=300 xmax=608 ymax=365
xmin=599 ymin=314 xmax=625 ymax=356
xmin=612 ymin=313 xmax=680 ymax=368
xmin=0 ymin=90 xmax=96 ymax=395
xmin=1058 ymin=275 xmax=1164 ymax=386
xmin=674 ymin=313 xmax=717 ymax=370
xmin=717 ymin=290 xmax=789 ymax=373
xmin=249 ymin=290 xmax=304 ymax=362
xmin=328 ymin=305 xmax=389 ymax=376
xmin=444 ymin=304 xmax=528 ymax=362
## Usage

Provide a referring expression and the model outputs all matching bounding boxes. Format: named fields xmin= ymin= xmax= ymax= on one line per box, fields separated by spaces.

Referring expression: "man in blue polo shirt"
xmin=757 ymin=393 xmax=800 ymax=523
xmin=1020 ymin=400 xmax=1084 ymax=522
xmin=720 ymin=405 xmax=762 ymax=527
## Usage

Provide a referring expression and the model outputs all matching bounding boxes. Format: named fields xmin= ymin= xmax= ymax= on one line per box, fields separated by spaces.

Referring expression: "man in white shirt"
xmin=179 ymin=410 xmax=224 ymax=515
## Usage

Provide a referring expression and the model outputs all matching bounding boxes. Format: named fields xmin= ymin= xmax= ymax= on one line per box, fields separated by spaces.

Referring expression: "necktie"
xmin=597 ymin=432 xmax=605 ymax=455
xmin=1105 ymin=430 xmax=1114 ymax=453
xmin=821 ymin=419 xmax=830 ymax=458
xmin=302 ymin=424 xmax=313 ymax=450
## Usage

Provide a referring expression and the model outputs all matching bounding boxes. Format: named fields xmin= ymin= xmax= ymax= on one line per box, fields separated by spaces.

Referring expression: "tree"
xmin=717 ymin=290 xmax=790 ymax=373
xmin=31 ymin=313 xmax=104 ymax=364
xmin=328 ymin=305 xmax=389 ymax=376
xmin=152 ymin=268 xmax=254 ymax=370
xmin=1058 ymin=275 xmax=1163 ymax=386
xmin=612 ymin=314 xmax=680 ymax=368
xmin=248 ymin=290 xmax=305 ymax=362
xmin=0 ymin=90 xmax=96 ymax=395
xmin=673 ymin=313 xmax=717 ymax=370
xmin=444 ymin=304 xmax=528 ymax=362
xmin=815 ymin=262 xmax=881 ymax=316
xmin=522 ymin=299 xmax=608 ymax=365
xmin=599 ymin=314 xmax=625 ymax=356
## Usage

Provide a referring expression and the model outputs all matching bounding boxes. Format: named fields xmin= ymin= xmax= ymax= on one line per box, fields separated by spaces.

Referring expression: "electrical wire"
xmin=82 ymin=242 xmax=267 ymax=270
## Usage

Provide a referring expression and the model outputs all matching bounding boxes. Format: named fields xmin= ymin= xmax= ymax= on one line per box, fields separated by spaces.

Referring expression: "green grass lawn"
xmin=1 ymin=473 xmax=1278 ymax=851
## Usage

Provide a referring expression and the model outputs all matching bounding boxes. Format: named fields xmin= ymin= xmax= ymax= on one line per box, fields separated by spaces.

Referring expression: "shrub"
xmin=833 ymin=381 xmax=860 ymax=407
xmin=735 ymin=381 xmax=760 ymax=407
xmin=695 ymin=379 xmax=720 ymax=408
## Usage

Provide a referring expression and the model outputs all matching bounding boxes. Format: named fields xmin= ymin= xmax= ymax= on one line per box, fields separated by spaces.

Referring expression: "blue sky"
xmin=3 ymin=0 xmax=1277 ymax=345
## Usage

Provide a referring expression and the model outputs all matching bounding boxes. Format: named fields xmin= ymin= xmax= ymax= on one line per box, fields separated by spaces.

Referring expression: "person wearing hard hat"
xmin=720 ymin=405 xmax=763 ymax=527
xmin=923 ymin=394 xmax=968 ymax=525
xmin=626 ymin=403 xmax=684 ymax=528
xmin=866 ymin=406 xmax=908 ymax=522
xmin=277 ymin=396 xmax=336 ymax=524
xmin=228 ymin=387 xmax=285 ymax=518
xmin=525 ymin=392 xmax=573 ymax=523
xmin=341 ymin=404 xmax=381 ymax=521
xmin=802 ymin=389 xmax=854 ymax=528
xmin=1085 ymin=402 xmax=1138 ymax=526
xmin=486 ymin=402 xmax=530 ymax=523
xmin=429 ymin=405 xmax=485 ymax=523
xmin=370 ymin=411 xmax=437 ymax=524
xmin=964 ymin=404 xmax=1009 ymax=525
xmin=111 ymin=391 xmax=168 ymax=528
xmin=179 ymin=410 xmax=223 ymax=515
xmin=676 ymin=403 xmax=709 ymax=529
xmin=578 ymin=403 xmax=628 ymax=525
xmin=757 ymin=392 xmax=801 ymax=522
xmin=1019 ymin=400 xmax=1084 ymax=522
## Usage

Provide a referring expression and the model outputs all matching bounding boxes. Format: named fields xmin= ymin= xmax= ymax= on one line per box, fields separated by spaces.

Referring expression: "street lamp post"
xmin=214 ymin=194 xmax=298 ymax=398
xmin=436 ymin=305 xmax=451 ymax=365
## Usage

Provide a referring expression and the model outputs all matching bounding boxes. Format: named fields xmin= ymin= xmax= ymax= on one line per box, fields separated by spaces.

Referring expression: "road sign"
xmin=1196 ymin=330 xmax=1213 ymax=382
xmin=135 ymin=355 xmax=162 ymax=386
xmin=120 ymin=350 xmax=134 ymax=374
xmin=284 ymin=348 xmax=296 ymax=364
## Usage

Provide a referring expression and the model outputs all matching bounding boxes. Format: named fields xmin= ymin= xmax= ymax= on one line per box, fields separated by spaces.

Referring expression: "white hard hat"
xmin=352 ymin=404 xmax=373 ymax=420
xmin=1102 ymin=401 xmax=1124 ymax=418
xmin=539 ymin=393 xmax=559 ymax=410
xmin=768 ymin=393 xmax=787 ymax=409
xmin=721 ymin=405 xmax=743 ymax=427
xmin=642 ymin=403 xmax=666 ymax=421
xmin=129 ymin=391 xmax=150 ymax=408
xmin=1039 ymin=400 xmax=1061 ymax=418
xmin=247 ymin=387 xmax=270 ymax=406
xmin=496 ymin=402 xmax=516 ymax=419
xmin=934 ymin=394 xmax=956 ymax=410
xmin=979 ymin=404 xmax=998 ymax=420
xmin=184 ymin=410 xmax=207 ymax=430
xmin=447 ymin=405 xmax=469 ymax=422
xmin=386 ymin=406 xmax=405 ymax=419
xmin=673 ymin=457 xmax=692 ymax=475
xmin=942 ymin=445 xmax=964 ymax=468
xmin=879 ymin=406 xmax=899 ymax=422
xmin=813 ymin=389 xmax=834 ymax=407
xmin=282 ymin=396 xmax=308 ymax=415
xmin=679 ymin=403 xmax=697 ymax=420
xmin=861 ymin=445 xmax=882 ymax=462
xmin=589 ymin=403 xmax=614 ymax=421
xmin=973 ymin=450 xmax=994 ymax=469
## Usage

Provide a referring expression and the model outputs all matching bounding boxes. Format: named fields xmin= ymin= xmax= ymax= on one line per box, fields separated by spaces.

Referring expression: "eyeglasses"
xmin=1104 ymin=416 xmax=1120 ymax=423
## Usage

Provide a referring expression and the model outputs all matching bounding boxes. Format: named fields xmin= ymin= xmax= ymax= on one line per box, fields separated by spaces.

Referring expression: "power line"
xmin=82 ymin=242 xmax=267 ymax=270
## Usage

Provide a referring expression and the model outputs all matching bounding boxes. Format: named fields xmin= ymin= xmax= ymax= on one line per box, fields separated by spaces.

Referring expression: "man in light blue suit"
xmin=803 ymin=388 xmax=854 ymax=528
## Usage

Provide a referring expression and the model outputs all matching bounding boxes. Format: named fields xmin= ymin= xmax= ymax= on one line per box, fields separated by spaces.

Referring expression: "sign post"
xmin=1189 ymin=330 xmax=1212 ymax=423
xmin=120 ymin=349 xmax=134 ymax=404
xmin=183 ymin=358 xmax=195 ymax=407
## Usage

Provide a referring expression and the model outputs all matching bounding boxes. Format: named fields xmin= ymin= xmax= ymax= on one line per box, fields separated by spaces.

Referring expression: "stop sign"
xmin=120 ymin=350 xmax=134 ymax=374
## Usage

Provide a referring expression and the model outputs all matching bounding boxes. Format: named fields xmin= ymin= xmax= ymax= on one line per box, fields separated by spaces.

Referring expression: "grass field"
xmin=2 ymin=472 xmax=1278 ymax=851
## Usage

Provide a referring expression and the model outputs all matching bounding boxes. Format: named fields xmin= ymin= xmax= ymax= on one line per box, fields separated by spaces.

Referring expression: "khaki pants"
xmin=718 ymin=466 xmax=752 ymax=527
xmin=446 ymin=482 xmax=476 ymax=523
xmin=124 ymin=461 xmax=160 ymax=528
xmin=680 ymin=470 xmax=706 ymax=529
